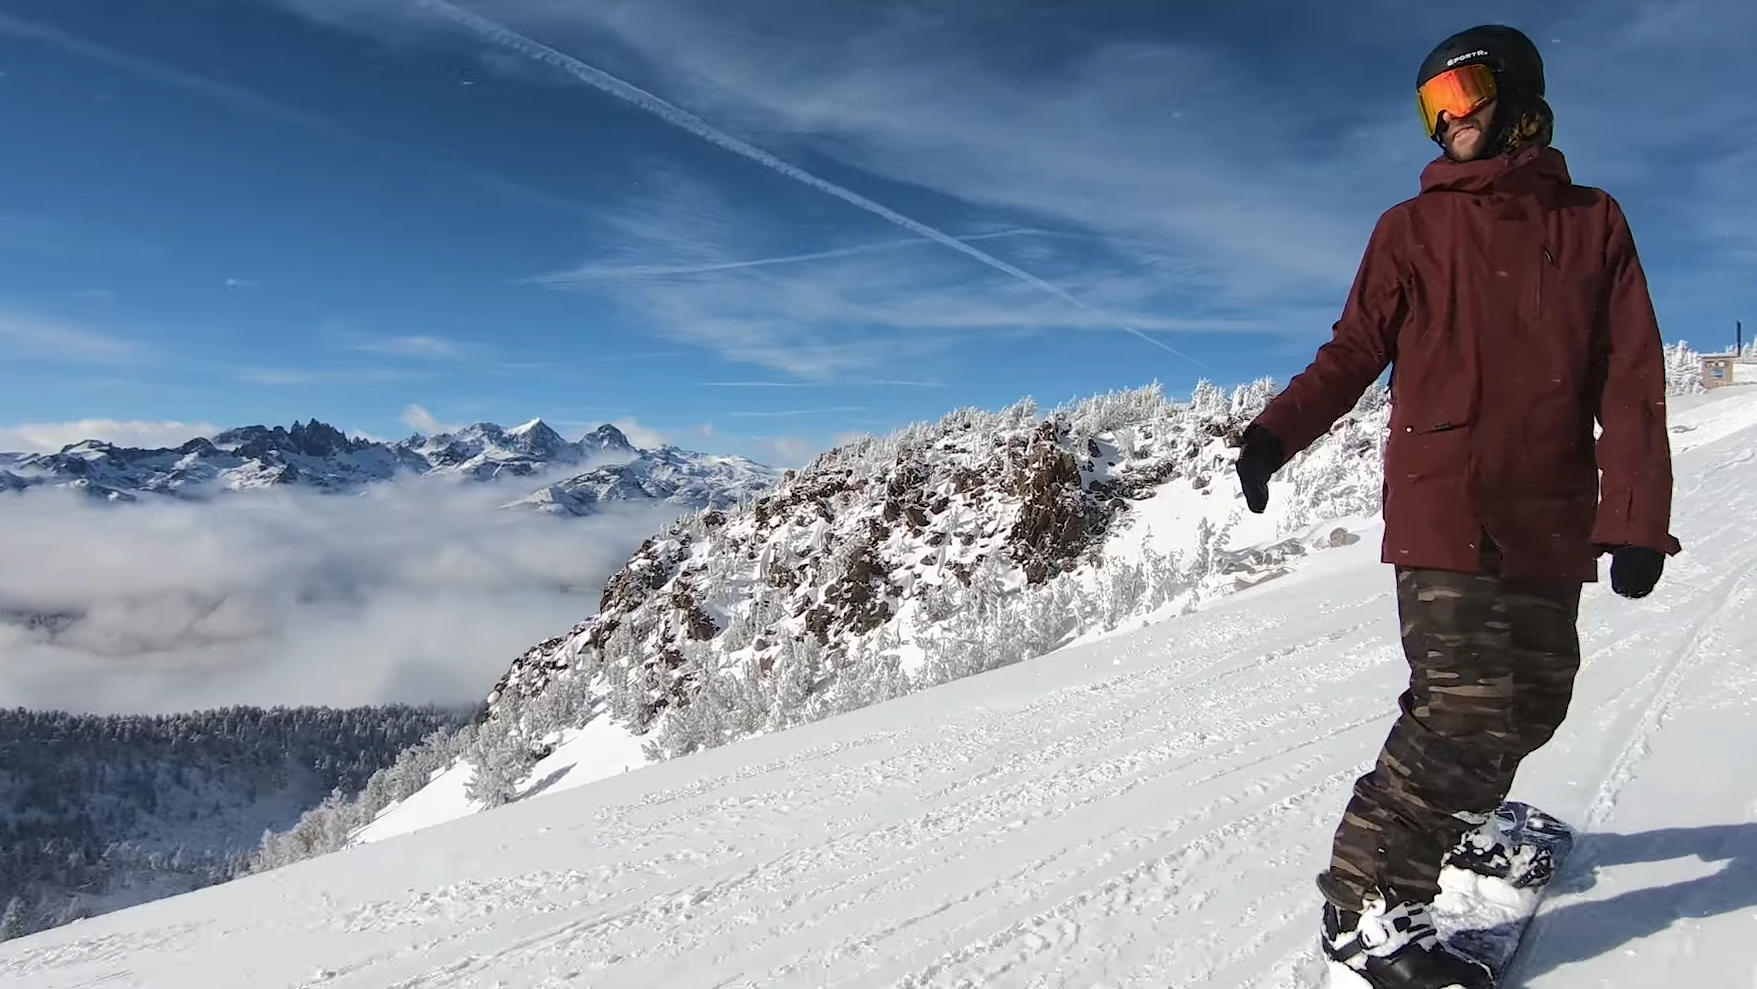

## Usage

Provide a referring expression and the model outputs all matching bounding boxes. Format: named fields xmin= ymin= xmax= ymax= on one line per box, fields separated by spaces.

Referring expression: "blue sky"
xmin=0 ymin=0 xmax=1751 ymax=465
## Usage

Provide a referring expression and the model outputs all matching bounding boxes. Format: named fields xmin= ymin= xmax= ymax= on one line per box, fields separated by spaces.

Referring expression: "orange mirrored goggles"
xmin=1416 ymin=63 xmax=1498 ymax=138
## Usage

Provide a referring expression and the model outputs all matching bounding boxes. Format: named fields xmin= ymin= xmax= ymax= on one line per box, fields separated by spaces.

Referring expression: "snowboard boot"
xmin=1445 ymin=802 xmax=1560 ymax=889
xmin=1321 ymin=896 xmax=1495 ymax=989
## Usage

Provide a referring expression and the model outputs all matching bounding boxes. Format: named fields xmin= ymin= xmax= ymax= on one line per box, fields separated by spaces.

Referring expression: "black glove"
xmin=1235 ymin=424 xmax=1285 ymax=515
xmin=1609 ymin=545 xmax=1665 ymax=599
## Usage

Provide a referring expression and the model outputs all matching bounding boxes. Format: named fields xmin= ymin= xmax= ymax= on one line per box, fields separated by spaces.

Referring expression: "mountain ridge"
xmin=0 ymin=418 xmax=781 ymax=515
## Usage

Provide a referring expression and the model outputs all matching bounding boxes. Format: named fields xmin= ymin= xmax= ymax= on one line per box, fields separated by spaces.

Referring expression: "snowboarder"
xmin=1233 ymin=23 xmax=1679 ymax=989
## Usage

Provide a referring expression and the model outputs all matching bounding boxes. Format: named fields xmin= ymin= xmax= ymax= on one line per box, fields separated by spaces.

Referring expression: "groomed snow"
xmin=352 ymin=716 xmax=654 ymax=846
xmin=5 ymin=390 xmax=1755 ymax=988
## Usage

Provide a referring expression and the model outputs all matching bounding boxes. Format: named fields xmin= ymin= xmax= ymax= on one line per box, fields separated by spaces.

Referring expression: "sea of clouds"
xmin=0 ymin=477 xmax=671 ymax=714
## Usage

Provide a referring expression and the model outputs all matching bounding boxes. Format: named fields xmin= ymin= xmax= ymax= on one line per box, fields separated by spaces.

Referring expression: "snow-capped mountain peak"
xmin=0 ymin=417 xmax=775 ymax=513
xmin=577 ymin=423 xmax=636 ymax=456
xmin=503 ymin=443 xmax=781 ymax=517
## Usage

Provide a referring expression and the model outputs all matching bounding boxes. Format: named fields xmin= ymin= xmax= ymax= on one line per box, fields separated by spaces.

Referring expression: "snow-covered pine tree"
xmin=0 ymin=895 xmax=30 ymax=942
xmin=767 ymin=635 xmax=825 ymax=732
xmin=1663 ymin=341 xmax=1706 ymax=396
xmin=463 ymin=706 xmax=539 ymax=809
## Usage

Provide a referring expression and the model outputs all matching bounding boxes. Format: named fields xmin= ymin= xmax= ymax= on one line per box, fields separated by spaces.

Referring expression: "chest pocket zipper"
xmin=1538 ymin=245 xmax=1557 ymax=319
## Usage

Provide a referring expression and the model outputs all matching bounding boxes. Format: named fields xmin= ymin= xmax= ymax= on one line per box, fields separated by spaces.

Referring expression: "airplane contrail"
xmin=415 ymin=0 xmax=1205 ymax=369
xmin=536 ymin=229 xmax=1038 ymax=284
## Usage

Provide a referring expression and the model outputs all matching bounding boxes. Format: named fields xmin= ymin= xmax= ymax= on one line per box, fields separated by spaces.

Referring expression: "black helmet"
xmin=1417 ymin=25 xmax=1550 ymax=152
xmin=1417 ymin=24 xmax=1544 ymax=97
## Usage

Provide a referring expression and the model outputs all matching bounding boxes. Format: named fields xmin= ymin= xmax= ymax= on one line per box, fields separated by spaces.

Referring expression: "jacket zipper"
xmin=1537 ymin=244 xmax=1557 ymax=319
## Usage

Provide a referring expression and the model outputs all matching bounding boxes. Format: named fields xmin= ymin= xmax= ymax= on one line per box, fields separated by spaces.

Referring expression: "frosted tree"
xmin=723 ymin=657 xmax=771 ymax=735
xmin=1022 ymin=574 xmax=1082 ymax=655
xmin=463 ymin=705 xmax=539 ymax=810
xmin=526 ymin=664 xmax=595 ymax=743
xmin=1663 ymin=341 xmax=1705 ymax=396
xmin=718 ymin=599 xmax=759 ymax=654
xmin=1229 ymin=376 xmax=1279 ymax=418
xmin=1188 ymin=379 xmax=1228 ymax=419
xmin=916 ymin=564 xmax=1036 ymax=688
xmin=864 ymin=622 xmax=913 ymax=704
xmin=1097 ymin=557 xmax=1148 ymax=630
xmin=1000 ymin=396 xmax=1041 ymax=430
xmin=1187 ymin=517 xmax=1218 ymax=584
xmin=645 ymin=639 xmax=769 ymax=759
xmin=0 ymin=896 xmax=29 ymax=942
xmin=1137 ymin=539 xmax=1183 ymax=613
xmin=768 ymin=636 xmax=825 ymax=731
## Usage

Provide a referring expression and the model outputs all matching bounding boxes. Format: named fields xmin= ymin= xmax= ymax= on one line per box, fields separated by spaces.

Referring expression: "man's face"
xmin=1438 ymin=98 xmax=1498 ymax=161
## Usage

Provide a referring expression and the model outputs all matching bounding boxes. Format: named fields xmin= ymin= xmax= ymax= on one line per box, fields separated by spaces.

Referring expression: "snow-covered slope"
xmin=0 ymin=418 xmax=778 ymax=513
xmin=3 ymin=387 xmax=1753 ymax=987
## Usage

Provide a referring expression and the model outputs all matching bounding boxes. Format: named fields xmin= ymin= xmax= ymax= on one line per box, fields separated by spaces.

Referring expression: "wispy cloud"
xmin=399 ymin=403 xmax=459 ymax=434
xmin=237 ymin=366 xmax=423 ymax=385
xmin=727 ymin=406 xmax=868 ymax=418
xmin=349 ymin=334 xmax=468 ymax=360
xmin=409 ymin=0 xmax=1204 ymax=368
xmin=404 ymin=2 xmax=1385 ymax=294
xmin=745 ymin=434 xmax=821 ymax=467
xmin=548 ymin=0 xmax=1755 ymax=318
xmin=606 ymin=416 xmax=672 ymax=449
xmin=534 ymin=173 xmax=1278 ymax=378
xmin=0 ymin=310 xmax=141 ymax=363
xmin=266 ymin=0 xmax=1755 ymax=366
xmin=0 ymin=419 xmax=220 ymax=454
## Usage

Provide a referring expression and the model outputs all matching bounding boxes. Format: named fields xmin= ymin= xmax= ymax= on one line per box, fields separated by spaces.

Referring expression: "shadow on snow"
xmin=1506 ymin=822 xmax=1757 ymax=985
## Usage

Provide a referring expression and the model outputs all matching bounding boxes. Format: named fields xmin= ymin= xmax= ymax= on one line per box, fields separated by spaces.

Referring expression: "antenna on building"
xmin=1739 ymin=320 xmax=1745 ymax=357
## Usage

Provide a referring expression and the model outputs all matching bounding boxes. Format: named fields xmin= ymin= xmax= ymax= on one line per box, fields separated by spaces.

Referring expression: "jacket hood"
xmin=1419 ymin=145 xmax=1572 ymax=198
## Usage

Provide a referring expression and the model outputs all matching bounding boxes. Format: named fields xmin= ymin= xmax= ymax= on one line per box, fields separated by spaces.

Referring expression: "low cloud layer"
xmin=0 ymin=477 xmax=670 ymax=714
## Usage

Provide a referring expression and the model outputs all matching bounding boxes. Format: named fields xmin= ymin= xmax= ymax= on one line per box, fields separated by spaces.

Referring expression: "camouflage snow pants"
xmin=1317 ymin=539 xmax=1583 ymax=911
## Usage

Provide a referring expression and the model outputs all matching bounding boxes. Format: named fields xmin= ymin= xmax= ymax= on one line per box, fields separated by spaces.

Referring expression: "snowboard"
xmin=1324 ymin=801 xmax=1575 ymax=987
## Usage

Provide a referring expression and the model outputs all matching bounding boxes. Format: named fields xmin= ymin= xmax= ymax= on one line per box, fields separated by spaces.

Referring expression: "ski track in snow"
xmin=4 ymin=389 xmax=1756 ymax=988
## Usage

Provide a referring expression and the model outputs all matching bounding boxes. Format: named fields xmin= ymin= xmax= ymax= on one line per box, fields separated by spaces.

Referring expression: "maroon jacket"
xmin=1253 ymin=145 xmax=1680 ymax=582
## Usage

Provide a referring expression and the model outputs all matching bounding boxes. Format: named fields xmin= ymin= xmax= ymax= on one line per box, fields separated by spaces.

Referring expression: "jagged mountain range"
xmin=0 ymin=418 xmax=781 ymax=514
xmin=508 ymin=446 xmax=787 ymax=516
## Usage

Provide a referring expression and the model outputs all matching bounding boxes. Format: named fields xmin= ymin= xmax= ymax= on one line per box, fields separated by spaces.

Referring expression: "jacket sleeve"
xmin=1251 ymin=209 xmax=1405 ymax=459
xmin=1590 ymin=197 xmax=1681 ymax=555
